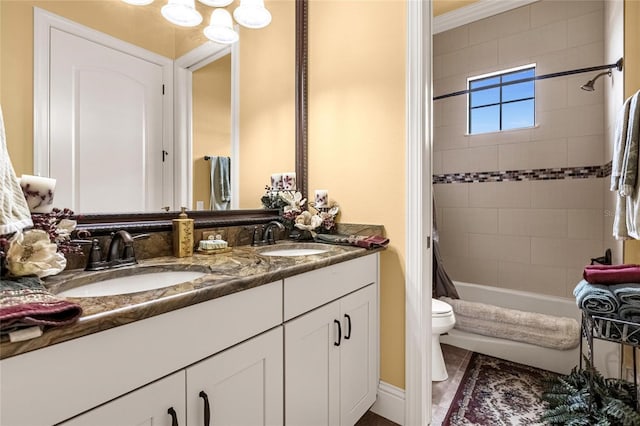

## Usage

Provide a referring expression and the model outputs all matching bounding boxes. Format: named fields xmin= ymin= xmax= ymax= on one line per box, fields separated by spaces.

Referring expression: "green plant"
xmin=541 ymin=358 xmax=640 ymax=426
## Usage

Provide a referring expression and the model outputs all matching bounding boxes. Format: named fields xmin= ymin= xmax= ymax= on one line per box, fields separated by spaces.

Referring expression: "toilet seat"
xmin=432 ymin=298 xmax=453 ymax=317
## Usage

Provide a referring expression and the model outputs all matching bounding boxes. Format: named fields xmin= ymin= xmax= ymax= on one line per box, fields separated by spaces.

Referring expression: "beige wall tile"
xmin=528 ymin=209 xmax=568 ymax=237
xmin=564 ymin=178 xmax=604 ymax=209
xmin=498 ymin=143 xmax=529 ymax=171
xmin=498 ymin=209 xmax=530 ymax=236
xmin=469 ymin=182 xmax=498 ymax=208
xmin=530 ymin=0 xmax=568 ymax=29
xmin=434 ymin=123 xmax=468 ymax=151
xmin=441 ymin=148 xmax=469 ymax=174
xmin=531 ymin=180 xmax=567 ymax=208
xmin=467 ymin=146 xmax=499 ymax=172
xmin=498 ymin=261 xmax=567 ymax=296
xmin=567 ymin=0 xmax=603 ymax=19
xmin=442 ymin=255 xmax=499 ymax=287
xmin=531 ymin=237 xmax=568 ymax=266
xmin=567 ymin=104 xmax=604 ymax=137
xmin=433 ymin=25 xmax=469 ymax=57
xmin=568 ymin=135 xmax=604 ymax=167
xmin=568 ymin=209 xmax=605 ymax=240
xmin=466 ymin=41 xmax=499 ymax=74
xmin=468 ymin=233 xmax=500 ymax=260
xmin=469 ymin=5 xmax=530 ymax=45
xmin=433 ymin=151 xmax=443 ymax=175
xmin=496 ymin=181 xmax=531 ymax=208
xmin=536 ymin=77 xmax=568 ymax=112
xmin=531 ymin=109 xmax=570 ymax=140
xmin=440 ymin=95 xmax=467 ymax=128
xmin=568 ymin=74 xmax=605 ymax=107
xmin=435 ymin=49 xmax=469 ymax=80
xmin=437 ymin=232 xmax=469 ymax=259
xmin=566 ymin=238 xmax=605 ymax=269
xmin=528 ymin=139 xmax=569 ymax=169
xmin=466 ymin=208 xmax=499 ymax=234
xmin=568 ymin=10 xmax=604 ymax=48
xmin=565 ymin=267 xmax=584 ymax=298
xmin=440 ymin=208 xmax=470 ymax=233
xmin=499 ymin=235 xmax=531 ymax=263
xmin=433 ymin=183 xmax=469 ymax=208
xmin=498 ymin=21 xmax=567 ymax=65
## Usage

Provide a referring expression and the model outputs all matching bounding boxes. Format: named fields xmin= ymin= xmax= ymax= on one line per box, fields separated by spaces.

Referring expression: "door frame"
xmin=174 ymin=39 xmax=240 ymax=210
xmin=33 ymin=7 xmax=174 ymax=205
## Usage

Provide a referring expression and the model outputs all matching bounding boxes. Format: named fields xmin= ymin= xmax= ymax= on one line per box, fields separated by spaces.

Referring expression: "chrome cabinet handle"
xmin=199 ymin=391 xmax=211 ymax=426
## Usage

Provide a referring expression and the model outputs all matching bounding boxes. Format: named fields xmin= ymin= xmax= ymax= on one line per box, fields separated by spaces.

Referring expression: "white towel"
xmin=612 ymin=90 xmax=640 ymax=240
xmin=209 ymin=156 xmax=231 ymax=211
xmin=0 ymin=105 xmax=33 ymax=235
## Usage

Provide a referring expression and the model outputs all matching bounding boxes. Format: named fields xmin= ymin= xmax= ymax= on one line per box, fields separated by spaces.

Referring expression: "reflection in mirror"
xmin=20 ymin=0 xmax=296 ymax=214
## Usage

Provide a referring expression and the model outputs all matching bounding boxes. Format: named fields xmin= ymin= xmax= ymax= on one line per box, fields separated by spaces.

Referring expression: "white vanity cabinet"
xmin=284 ymin=255 xmax=379 ymax=426
xmin=60 ymin=327 xmax=283 ymax=426
xmin=186 ymin=326 xmax=283 ymax=426
xmin=59 ymin=371 xmax=186 ymax=426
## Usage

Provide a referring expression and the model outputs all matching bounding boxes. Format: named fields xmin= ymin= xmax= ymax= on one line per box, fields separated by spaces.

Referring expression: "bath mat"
xmin=442 ymin=353 xmax=557 ymax=426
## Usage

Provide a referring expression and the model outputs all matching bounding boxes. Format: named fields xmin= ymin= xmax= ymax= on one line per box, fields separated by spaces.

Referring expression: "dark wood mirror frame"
xmin=75 ymin=0 xmax=308 ymax=236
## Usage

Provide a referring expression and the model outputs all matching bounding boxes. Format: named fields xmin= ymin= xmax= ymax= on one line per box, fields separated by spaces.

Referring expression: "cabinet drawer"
xmin=284 ymin=254 xmax=378 ymax=321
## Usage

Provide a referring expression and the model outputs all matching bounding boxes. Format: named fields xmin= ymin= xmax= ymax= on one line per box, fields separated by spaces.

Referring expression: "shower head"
xmin=581 ymin=70 xmax=612 ymax=91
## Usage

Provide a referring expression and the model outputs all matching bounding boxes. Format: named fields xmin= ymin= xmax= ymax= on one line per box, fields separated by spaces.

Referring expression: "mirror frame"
xmin=74 ymin=0 xmax=308 ymax=234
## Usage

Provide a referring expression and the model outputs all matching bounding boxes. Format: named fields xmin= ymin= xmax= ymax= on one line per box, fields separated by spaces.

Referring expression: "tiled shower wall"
xmin=433 ymin=0 xmax=612 ymax=298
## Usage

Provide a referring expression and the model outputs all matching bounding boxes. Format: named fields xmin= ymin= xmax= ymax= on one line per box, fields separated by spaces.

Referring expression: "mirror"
xmin=4 ymin=0 xmax=306 ymax=215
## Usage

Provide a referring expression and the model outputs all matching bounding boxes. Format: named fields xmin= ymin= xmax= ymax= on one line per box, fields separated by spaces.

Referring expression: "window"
xmin=468 ymin=65 xmax=535 ymax=134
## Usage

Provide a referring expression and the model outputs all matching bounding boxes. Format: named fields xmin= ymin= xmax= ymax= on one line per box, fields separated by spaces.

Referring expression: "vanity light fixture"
xmin=122 ymin=0 xmax=155 ymax=5
xmin=233 ymin=0 xmax=271 ymax=29
xmin=204 ymin=9 xmax=239 ymax=44
xmin=161 ymin=0 xmax=203 ymax=27
xmin=198 ymin=0 xmax=234 ymax=7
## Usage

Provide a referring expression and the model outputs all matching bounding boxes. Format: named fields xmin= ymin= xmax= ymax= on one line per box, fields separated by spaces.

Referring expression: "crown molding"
xmin=433 ymin=0 xmax=539 ymax=34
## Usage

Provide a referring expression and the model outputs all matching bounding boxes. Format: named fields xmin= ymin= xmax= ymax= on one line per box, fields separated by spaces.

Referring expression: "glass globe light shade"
xmin=198 ymin=0 xmax=233 ymax=7
xmin=233 ymin=0 xmax=271 ymax=29
xmin=122 ymin=0 xmax=155 ymax=5
xmin=203 ymin=9 xmax=239 ymax=44
xmin=161 ymin=0 xmax=203 ymax=27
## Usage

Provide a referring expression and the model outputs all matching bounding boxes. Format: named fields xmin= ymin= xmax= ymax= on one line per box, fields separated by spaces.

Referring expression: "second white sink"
xmin=57 ymin=270 xmax=207 ymax=298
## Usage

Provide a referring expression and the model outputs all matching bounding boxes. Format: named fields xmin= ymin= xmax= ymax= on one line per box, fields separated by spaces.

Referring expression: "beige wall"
xmin=192 ymin=55 xmax=232 ymax=209
xmin=433 ymin=0 xmax=607 ymax=298
xmin=308 ymin=0 xmax=406 ymax=389
xmin=433 ymin=0 xmax=479 ymax=17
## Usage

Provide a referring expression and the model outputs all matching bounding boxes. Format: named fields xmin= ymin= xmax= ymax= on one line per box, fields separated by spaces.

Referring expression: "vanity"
xmin=0 ymin=243 xmax=380 ymax=426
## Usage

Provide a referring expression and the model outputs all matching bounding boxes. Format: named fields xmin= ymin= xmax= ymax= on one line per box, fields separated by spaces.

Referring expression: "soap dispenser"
xmin=173 ymin=207 xmax=194 ymax=257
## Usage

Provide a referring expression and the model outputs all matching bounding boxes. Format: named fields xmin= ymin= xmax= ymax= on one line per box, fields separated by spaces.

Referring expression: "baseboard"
xmin=370 ymin=381 xmax=405 ymax=425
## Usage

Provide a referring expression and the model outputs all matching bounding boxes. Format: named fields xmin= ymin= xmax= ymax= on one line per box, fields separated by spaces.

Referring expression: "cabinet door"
xmin=340 ymin=285 xmax=378 ymax=426
xmin=59 ymin=371 xmax=185 ymax=426
xmin=285 ymin=301 xmax=341 ymax=426
xmin=186 ymin=327 xmax=283 ymax=426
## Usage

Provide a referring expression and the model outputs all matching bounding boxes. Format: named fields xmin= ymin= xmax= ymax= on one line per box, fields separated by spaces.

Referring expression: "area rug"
xmin=442 ymin=353 xmax=557 ymax=425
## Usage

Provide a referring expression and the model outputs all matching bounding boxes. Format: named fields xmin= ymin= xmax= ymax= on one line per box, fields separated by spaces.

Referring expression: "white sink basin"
xmin=259 ymin=247 xmax=328 ymax=257
xmin=57 ymin=270 xmax=207 ymax=298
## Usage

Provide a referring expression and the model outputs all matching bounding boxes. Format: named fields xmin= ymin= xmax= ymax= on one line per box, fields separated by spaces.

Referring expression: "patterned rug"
xmin=442 ymin=353 xmax=557 ymax=425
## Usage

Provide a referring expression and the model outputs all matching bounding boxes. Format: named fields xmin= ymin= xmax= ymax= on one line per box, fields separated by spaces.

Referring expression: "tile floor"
xmin=355 ymin=344 xmax=472 ymax=426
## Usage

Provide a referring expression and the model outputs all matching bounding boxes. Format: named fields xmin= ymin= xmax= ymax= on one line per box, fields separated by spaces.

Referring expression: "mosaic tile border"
xmin=433 ymin=162 xmax=612 ymax=184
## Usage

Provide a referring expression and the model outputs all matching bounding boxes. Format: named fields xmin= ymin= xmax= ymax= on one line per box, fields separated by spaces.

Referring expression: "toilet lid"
xmin=432 ymin=299 xmax=453 ymax=316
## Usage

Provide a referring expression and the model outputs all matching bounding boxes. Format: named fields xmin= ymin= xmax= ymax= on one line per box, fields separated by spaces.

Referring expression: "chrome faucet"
xmin=251 ymin=221 xmax=285 ymax=246
xmin=85 ymin=230 xmax=149 ymax=271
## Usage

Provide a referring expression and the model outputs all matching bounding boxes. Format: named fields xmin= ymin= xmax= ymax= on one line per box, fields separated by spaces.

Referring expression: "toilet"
xmin=432 ymin=298 xmax=456 ymax=381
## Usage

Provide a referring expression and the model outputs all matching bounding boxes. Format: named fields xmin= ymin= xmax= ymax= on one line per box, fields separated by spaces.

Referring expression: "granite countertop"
xmin=0 ymin=241 xmax=382 ymax=360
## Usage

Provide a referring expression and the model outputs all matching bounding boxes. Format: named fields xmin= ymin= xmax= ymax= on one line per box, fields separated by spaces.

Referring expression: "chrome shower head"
xmin=581 ymin=70 xmax=612 ymax=91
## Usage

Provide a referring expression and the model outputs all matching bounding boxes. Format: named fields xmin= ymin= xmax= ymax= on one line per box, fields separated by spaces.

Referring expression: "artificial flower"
xmin=6 ymin=230 xmax=66 ymax=278
xmin=280 ymin=191 xmax=306 ymax=213
xmin=294 ymin=211 xmax=323 ymax=234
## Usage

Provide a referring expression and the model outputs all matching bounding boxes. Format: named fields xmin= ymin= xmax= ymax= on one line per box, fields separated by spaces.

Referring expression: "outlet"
xmin=196 ymin=201 xmax=204 ymax=210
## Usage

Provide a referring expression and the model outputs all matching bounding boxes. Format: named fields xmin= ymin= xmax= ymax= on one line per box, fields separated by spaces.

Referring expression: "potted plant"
xmin=541 ymin=358 xmax=640 ymax=425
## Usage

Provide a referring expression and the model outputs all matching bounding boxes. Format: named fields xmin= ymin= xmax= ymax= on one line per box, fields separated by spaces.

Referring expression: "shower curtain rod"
xmin=433 ymin=58 xmax=623 ymax=101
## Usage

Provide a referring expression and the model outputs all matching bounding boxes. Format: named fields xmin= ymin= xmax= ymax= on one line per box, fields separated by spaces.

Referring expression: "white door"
xmin=50 ymin=28 xmax=167 ymax=213
xmin=186 ymin=327 xmax=284 ymax=426
xmin=285 ymin=301 xmax=341 ymax=426
xmin=340 ymin=285 xmax=378 ymax=426
xmin=59 ymin=371 xmax=185 ymax=426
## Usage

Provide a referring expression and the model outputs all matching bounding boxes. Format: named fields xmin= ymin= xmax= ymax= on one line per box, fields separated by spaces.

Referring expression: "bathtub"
xmin=440 ymin=281 xmax=620 ymax=376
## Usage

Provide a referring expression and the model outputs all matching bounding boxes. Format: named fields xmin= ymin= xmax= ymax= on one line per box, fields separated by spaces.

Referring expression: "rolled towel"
xmin=618 ymin=304 xmax=640 ymax=323
xmin=583 ymin=264 xmax=640 ymax=284
xmin=0 ymin=277 xmax=82 ymax=335
xmin=573 ymin=280 xmax=619 ymax=317
xmin=610 ymin=283 xmax=640 ymax=305
xmin=441 ymin=297 xmax=579 ymax=350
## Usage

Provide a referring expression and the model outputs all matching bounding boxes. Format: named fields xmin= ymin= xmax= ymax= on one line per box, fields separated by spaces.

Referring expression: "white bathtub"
xmin=440 ymin=281 xmax=620 ymax=375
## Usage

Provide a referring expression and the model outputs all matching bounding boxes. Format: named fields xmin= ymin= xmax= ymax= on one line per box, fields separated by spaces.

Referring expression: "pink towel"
xmin=583 ymin=264 xmax=640 ymax=284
